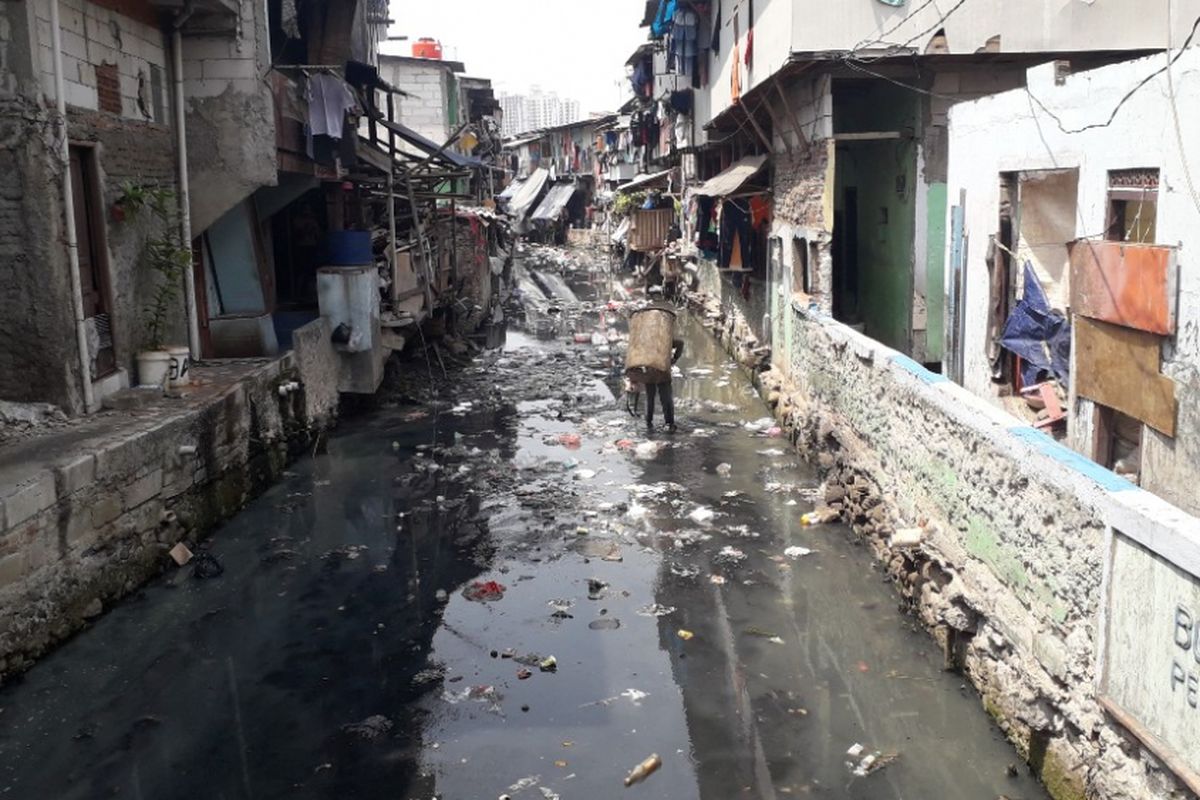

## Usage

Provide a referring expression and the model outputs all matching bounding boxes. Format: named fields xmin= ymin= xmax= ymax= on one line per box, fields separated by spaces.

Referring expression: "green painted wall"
xmin=926 ymin=183 xmax=947 ymax=362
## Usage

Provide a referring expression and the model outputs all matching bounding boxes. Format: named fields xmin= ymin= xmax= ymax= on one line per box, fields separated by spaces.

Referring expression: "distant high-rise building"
xmin=498 ymin=87 xmax=584 ymax=137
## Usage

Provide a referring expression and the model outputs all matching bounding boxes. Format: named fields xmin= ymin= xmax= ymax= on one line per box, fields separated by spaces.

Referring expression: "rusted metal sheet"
xmin=1068 ymin=241 xmax=1176 ymax=335
xmin=1074 ymin=316 xmax=1176 ymax=437
xmin=629 ymin=209 xmax=674 ymax=253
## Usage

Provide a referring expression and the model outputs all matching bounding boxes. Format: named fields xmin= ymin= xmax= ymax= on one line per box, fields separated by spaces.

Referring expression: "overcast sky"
xmin=384 ymin=0 xmax=648 ymax=113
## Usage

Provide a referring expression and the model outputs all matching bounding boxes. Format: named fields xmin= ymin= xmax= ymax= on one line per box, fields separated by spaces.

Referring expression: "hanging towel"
xmin=307 ymin=73 xmax=355 ymax=139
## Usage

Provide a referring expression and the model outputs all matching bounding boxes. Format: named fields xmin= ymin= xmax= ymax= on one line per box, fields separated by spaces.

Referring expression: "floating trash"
xmin=637 ymin=603 xmax=676 ymax=617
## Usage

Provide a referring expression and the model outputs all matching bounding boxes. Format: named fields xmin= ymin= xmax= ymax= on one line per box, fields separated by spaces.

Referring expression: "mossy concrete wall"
xmin=687 ymin=280 xmax=1200 ymax=800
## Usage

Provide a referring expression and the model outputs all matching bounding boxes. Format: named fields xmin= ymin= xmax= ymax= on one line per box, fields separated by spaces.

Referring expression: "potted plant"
xmin=118 ymin=182 xmax=192 ymax=389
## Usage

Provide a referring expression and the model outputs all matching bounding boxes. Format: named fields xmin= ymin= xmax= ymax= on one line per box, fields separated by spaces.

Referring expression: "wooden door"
xmin=69 ymin=147 xmax=116 ymax=377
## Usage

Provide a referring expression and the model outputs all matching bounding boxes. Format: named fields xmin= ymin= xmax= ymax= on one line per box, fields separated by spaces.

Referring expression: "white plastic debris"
xmin=637 ymin=603 xmax=676 ymax=617
xmin=847 ymin=743 xmax=865 ymax=758
xmin=784 ymin=546 xmax=814 ymax=559
xmin=621 ymin=688 xmax=649 ymax=705
xmin=634 ymin=441 xmax=661 ymax=460
xmin=889 ymin=527 xmax=925 ymax=548
xmin=715 ymin=462 xmax=732 ymax=477
xmin=688 ymin=506 xmax=715 ymax=524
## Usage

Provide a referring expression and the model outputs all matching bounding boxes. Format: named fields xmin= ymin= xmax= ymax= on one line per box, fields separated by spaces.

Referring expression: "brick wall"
xmin=32 ymin=0 xmax=170 ymax=122
xmin=0 ymin=96 xmax=83 ymax=413
xmin=67 ymin=108 xmax=186 ymax=367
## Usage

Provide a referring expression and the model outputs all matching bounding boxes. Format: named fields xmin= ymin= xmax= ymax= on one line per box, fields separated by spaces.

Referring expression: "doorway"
xmin=69 ymin=145 xmax=116 ymax=379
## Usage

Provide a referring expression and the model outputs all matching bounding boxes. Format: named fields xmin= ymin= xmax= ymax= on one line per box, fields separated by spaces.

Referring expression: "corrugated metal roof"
xmin=691 ymin=155 xmax=769 ymax=197
xmin=377 ymin=118 xmax=488 ymax=169
xmin=507 ymin=168 xmax=549 ymax=220
xmin=618 ymin=168 xmax=673 ymax=194
xmin=497 ymin=178 xmax=525 ymax=201
xmin=531 ymin=184 xmax=577 ymax=222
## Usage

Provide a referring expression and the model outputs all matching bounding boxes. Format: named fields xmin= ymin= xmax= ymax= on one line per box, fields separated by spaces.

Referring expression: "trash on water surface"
xmin=716 ymin=545 xmax=746 ymax=563
xmin=341 ymin=714 xmax=393 ymax=740
xmin=677 ymin=629 xmax=695 ymax=641
xmin=624 ymin=753 xmax=662 ymax=787
xmin=715 ymin=462 xmax=732 ymax=476
xmin=709 ymin=575 xmax=727 ymax=585
xmin=784 ymin=546 xmax=815 ymax=559
xmin=463 ymin=580 xmax=507 ymax=602
xmin=846 ymin=744 xmax=900 ymax=777
xmin=688 ymin=506 xmax=715 ymax=524
xmin=557 ymin=433 xmax=582 ymax=449
xmin=634 ymin=441 xmax=662 ymax=460
xmin=192 ymin=552 xmax=223 ymax=579
xmin=743 ymin=417 xmax=775 ymax=432
xmin=444 ymin=684 xmax=503 ymax=713
xmin=169 ymin=542 xmax=193 ymax=566
xmin=801 ymin=506 xmax=840 ymax=526
xmin=539 ymin=656 xmax=558 ymax=672
xmin=589 ymin=618 xmax=621 ymax=630
xmin=757 ymin=448 xmax=785 ymax=457
xmin=637 ymin=603 xmax=676 ymax=617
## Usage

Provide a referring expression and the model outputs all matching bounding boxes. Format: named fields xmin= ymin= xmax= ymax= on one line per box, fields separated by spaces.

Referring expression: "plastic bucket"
xmin=167 ymin=345 xmax=191 ymax=388
xmin=324 ymin=231 xmax=372 ymax=266
xmin=137 ymin=350 xmax=172 ymax=389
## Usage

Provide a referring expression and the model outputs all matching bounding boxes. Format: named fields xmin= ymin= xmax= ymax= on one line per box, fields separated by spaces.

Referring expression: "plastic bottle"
xmin=624 ymin=753 xmax=662 ymax=787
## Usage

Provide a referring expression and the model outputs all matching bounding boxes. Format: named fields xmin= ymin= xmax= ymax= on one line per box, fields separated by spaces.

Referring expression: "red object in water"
xmin=615 ymin=439 xmax=635 ymax=450
xmin=558 ymin=433 xmax=582 ymax=449
xmin=412 ymin=37 xmax=443 ymax=59
xmin=463 ymin=580 xmax=506 ymax=602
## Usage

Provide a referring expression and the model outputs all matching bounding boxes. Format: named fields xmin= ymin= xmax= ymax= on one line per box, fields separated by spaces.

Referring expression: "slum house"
xmin=632 ymin=2 xmax=1200 ymax=798
xmin=941 ymin=50 xmax=1200 ymax=800
xmin=187 ymin=0 xmax=408 ymax=399
xmin=945 ymin=51 xmax=1200 ymax=518
xmin=0 ymin=0 xmax=282 ymax=415
xmin=634 ymin=0 xmax=1195 ymax=369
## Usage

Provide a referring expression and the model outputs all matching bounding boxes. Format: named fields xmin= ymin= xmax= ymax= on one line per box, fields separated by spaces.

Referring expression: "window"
xmin=792 ymin=237 xmax=810 ymax=295
xmin=1094 ymin=405 xmax=1143 ymax=485
xmin=1106 ymin=168 xmax=1158 ymax=244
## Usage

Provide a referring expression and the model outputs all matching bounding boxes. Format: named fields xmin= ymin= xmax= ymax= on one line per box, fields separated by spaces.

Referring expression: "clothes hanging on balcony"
xmin=307 ymin=73 xmax=355 ymax=139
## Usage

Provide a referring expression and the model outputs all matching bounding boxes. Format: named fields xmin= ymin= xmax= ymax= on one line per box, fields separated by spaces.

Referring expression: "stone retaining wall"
xmin=0 ymin=352 xmax=335 ymax=680
xmin=687 ymin=280 xmax=1200 ymax=800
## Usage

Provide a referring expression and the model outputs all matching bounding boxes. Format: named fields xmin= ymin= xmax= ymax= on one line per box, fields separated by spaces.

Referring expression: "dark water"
xmin=0 ymin=269 xmax=1045 ymax=799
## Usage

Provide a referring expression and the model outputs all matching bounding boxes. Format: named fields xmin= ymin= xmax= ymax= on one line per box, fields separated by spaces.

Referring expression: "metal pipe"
xmin=172 ymin=25 xmax=201 ymax=359
xmin=49 ymin=0 xmax=95 ymax=412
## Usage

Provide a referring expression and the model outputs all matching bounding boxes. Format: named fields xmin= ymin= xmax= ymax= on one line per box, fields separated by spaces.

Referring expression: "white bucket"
xmin=136 ymin=350 xmax=172 ymax=389
xmin=166 ymin=345 xmax=191 ymax=388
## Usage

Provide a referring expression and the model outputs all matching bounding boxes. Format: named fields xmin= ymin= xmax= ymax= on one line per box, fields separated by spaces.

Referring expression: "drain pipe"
xmin=172 ymin=5 xmax=201 ymax=359
xmin=49 ymin=0 xmax=95 ymax=413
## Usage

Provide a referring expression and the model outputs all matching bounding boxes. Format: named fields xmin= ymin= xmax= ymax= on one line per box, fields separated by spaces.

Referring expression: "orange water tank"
xmin=412 ymin=37 xmax=443 ymax=59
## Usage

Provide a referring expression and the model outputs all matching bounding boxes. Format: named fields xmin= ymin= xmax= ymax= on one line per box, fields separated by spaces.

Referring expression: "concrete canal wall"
xmin=690 ymin=264 xmax=1200 ymax=800
xmin=0 ymin=321 xmax=340 ymax=680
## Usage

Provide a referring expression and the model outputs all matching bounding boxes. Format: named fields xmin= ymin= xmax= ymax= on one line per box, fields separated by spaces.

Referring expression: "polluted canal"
xmin=0 ymin=247 xmax=1046 ymax=799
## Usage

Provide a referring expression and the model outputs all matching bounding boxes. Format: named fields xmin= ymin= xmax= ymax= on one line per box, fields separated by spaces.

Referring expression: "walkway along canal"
xmin=0 ymin=254 xmax=1047 ymax=799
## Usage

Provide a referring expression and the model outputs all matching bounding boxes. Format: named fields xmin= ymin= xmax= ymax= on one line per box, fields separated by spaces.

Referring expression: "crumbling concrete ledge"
xmin=0 ymin=330 xmax=339 ymax=682
xmin=687 ymin=286 xmax=1200 ymax=800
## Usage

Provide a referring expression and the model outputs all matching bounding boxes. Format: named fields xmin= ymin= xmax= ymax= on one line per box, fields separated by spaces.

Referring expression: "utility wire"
xmin=854 ymin=0 xmax=974 ymax=63
xmin=852 ymin=0 xmax=940 ymax=53
xmin=1164 ymin=0 xmax=1200 ymax=217
xmin=1026 ymin=11 xmax=1200 ymax=135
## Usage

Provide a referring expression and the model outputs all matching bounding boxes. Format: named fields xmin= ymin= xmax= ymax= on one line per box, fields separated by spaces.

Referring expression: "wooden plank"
xmin=832 ymin=131 xmax=906 ymax=141
xmin=1074 ymin=316 xmax=1176 ymax=437
xmin=1069 ymin=240 xmax=1176 ymax=335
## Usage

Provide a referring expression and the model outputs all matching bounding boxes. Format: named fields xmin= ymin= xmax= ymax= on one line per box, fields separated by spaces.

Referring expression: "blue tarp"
xmin=651 ymin=0 xmax=677 ymax=37
xmin=999 ymin=262 xmax=1072 ymax=385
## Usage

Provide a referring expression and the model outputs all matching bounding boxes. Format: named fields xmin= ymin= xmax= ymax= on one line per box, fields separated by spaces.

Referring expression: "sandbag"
xmin=626 ymin=307 xmax=676 ymax=384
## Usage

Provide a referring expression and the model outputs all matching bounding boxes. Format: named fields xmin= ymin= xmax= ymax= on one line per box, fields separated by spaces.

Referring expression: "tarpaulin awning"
xmin=497 ymin=178 xmax=525 ymax=201
xmin=531 ymin=183 xmax=576 ymax=222
xmin=377 ymin=118 xmax=489 ymax=169
xmin=619 ymin=169 xmax=673 ymax=194
xmin=507 ymin=168 xmax=550 ymax=220
xmin=691 ymin=155 xmax=769 ymax=197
